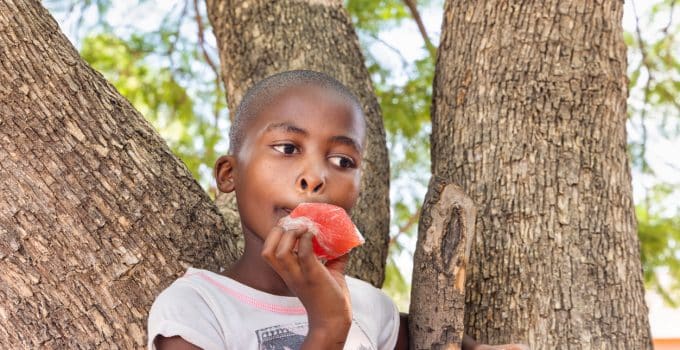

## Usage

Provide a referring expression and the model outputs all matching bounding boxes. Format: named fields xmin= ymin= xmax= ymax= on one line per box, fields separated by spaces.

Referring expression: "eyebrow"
xmin=265 ymin=122 xmax=309 ymax=136
xmin=264 ymin=122 xmax=362 ymax=153
xmin=330 ymin=135 xmax=362 ymax=153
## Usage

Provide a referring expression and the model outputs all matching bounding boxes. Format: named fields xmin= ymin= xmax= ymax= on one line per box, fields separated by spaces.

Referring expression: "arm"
xmin=261 ymin=225 xmax=352 ymax=349
xmin=394 ymin=313 xmax=409 ymax=350
xmin=154 ymin=335 xmax=203 ymax=350
xmin=147 ymin=278 xmax=224 ymax=350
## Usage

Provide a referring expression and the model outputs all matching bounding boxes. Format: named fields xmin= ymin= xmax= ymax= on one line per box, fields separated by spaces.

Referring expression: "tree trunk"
xmin=0 ymin=1 xmax=239 ymax=347
xmin=206 ymin=0 xmax=391 ymax=287
xmin=432 ymin=1 xmax=652 ymax=349
xmin=409 ymin=178 xmax=475 ymax=350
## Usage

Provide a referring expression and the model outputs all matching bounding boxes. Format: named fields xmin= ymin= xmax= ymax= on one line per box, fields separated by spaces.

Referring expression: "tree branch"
xmin=192 ymin=0 xmax=224 ymax=128
xmin=364 ymin=31 xmax=409 ymax=69
xmin=402 ymin=0 xmax=436 ymax=57
xmin=162 ymin=0 xmax=188 ymax=68
xmin=662 ymin=0 xmax=676 ymax=34
xmin=631 ymin=0 xmax=652 ymax=186
xmin=390 ymin=207 xmax=421 ymax=247
xmin=193 ymin=0 xmax=219 ymax=77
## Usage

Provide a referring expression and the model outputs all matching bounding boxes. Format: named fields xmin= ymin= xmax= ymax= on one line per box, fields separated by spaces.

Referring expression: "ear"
xmin=214 ymin=155 xmax=237 ymax=193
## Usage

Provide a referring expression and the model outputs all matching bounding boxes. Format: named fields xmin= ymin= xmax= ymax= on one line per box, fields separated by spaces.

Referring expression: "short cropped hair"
xmin=229 ymin=70 xmax=364 ymax=155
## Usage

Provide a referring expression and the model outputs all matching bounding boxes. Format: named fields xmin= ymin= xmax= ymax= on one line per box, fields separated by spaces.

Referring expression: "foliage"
xmin=346 ymin=0 xmax=411 ymax=35
xmin=348 ymin=0 xmax=439 ymax=304
xmin=626 ymin=0 xmax=680 ymax=305
xmin=383 ymin=255 xmax=411 ymax=311
xmin=45 ymin=1 xmax=436 ymax=305
xmin=44 ymin=0 xmax=680 ymax=308
xmin=637 ymin=184 xmax=680 ymax=306
xmin=626 ymin=0 xmax=680 ymax=173
xmin=46 ymin=0 xmax=228 ymax=195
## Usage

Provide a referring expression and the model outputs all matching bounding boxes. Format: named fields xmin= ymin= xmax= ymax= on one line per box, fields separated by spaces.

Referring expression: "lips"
xmin=275 ymin=206 xmax=293 ymax=221
xmin=278 ymin=202 xmax=302 ymax=214
xmin=277 ymin=201 xmax=330 ymax=217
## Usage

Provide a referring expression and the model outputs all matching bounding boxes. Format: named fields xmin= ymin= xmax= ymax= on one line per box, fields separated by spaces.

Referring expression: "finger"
xmin=297 ymin=232 xmax=323 ymax=274
xmin=261 ymin=226 xmax=285 ymax=264
xmin=278 ymin=216 xmax=311 ymax=232
xmin=276 ymin=227 xmax=307 ymax=253
xmin=275 ymin=226 xmax=307 ymax=268
xmin=325 ymin=253 xmax=349 ymax=294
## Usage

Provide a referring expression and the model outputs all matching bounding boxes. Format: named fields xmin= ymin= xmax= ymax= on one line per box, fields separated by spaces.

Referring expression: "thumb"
xmin=325 ymin=253 xmax=349 ymax=274
xmin=325 ymin=254 xmax=350 ymax=297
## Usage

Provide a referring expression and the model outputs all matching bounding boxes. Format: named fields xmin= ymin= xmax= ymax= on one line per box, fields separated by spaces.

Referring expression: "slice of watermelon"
xmin=282 ymin=203 xmax=364 ymax=260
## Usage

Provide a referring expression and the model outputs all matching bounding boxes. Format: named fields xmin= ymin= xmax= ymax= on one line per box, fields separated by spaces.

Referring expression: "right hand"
xmin=261 ymin=222 xmax=352 ymax=344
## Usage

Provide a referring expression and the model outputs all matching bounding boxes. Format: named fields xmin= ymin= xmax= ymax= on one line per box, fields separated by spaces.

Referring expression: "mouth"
xmin=278 ymin=201 xmax=330 ymax=214
xmin=275 ymin=206 xmax=293 ymax=218
xmin=278 ymin=202 xmax=303 ymax=214
xmin=273 ymin=207 xmax=293 ymax=225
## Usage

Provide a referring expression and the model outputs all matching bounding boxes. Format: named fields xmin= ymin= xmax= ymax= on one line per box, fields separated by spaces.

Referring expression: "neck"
xmin=223 ymin=231 xmax=295 ymax=297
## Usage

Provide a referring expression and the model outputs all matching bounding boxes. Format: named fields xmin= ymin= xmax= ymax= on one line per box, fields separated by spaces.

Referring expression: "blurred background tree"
xmin=44 ymin=0 xmax=680 ymax=310
xmin=626 ymin=0 xmax=680 ymax=307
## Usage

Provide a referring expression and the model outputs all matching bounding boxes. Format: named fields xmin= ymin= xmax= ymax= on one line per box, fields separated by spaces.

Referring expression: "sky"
xmin=47 ymin=0 xmax=679 ymax=338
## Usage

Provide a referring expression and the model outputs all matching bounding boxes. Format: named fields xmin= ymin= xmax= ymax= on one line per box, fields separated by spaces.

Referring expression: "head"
xmin=214 ymin=70 xmax=366 ymax=242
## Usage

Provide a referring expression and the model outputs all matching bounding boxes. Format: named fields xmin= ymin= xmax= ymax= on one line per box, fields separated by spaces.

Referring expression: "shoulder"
xmin=152 ymin=273 xmax=204 ymax=303
xmin=151 ymin=267 xmax=242 ymax=310
xmin=345 ymin=276 xmax=400 ymax=350
xmin=149 ymin=270 xmax=217 ymax=318
xmin=147 ymin=269 xmax=227 ymax=350
xmin=346 ymin=276 xmax=396 ymax=310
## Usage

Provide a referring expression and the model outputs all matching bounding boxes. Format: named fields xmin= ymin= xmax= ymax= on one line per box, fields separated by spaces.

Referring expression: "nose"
xmin=297 ymin=167 xmax=325 ymax=194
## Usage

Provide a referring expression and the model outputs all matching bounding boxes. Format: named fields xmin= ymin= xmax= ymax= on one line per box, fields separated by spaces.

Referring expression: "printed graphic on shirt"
xmin=255 ymin=321 xmax=374 ymax=350
xmin=256 ymin=323 xmax=306 ymax=350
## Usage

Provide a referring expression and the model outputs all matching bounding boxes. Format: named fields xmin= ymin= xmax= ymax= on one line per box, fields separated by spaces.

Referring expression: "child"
xmin=147 ymin=70 xmax=527 ymax=350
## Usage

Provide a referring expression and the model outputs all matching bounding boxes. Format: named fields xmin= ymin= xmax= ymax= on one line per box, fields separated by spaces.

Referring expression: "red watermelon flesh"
xmin=287 ymin=203 xmax=364 ymax=260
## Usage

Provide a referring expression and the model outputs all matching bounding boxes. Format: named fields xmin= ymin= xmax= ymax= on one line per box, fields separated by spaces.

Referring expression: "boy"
xmin=147 ymin=70 xmax=526 ymax=350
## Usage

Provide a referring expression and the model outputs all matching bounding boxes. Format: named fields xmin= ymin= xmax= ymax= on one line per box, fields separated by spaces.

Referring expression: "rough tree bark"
xmin=0 ymin=1 xmax=239 ymax=347
xmin=206 ymin=0 xmax=391 ymax=287
xmin=409 ymin=178 xmax=475 ymax=350
xmin=432 ymin=1 xmax=652 ymax=349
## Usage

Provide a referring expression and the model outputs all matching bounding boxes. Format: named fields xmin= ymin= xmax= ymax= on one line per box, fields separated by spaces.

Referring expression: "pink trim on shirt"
xmin=184 ymin=272 xmax=308 ymax=315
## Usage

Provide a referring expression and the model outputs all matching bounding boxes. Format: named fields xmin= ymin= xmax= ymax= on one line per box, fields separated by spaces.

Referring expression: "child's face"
xmin=216 ymin=85 xmax=365 ymax=241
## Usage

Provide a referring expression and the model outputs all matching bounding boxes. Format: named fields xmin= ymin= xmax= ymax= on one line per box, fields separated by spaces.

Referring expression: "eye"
xmin=329 ymin=155 xmax=356 ymax=169
xmin=272 ymin=143 xmax=300 ymax=155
